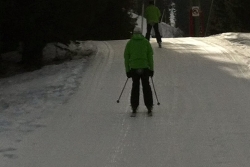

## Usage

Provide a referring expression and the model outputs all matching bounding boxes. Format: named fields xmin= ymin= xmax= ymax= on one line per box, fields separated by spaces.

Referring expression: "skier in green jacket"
xmin=124 ymin=26 xmax=154 ymax=117
xmin=145 ymin=0 xmax=162 ymax=48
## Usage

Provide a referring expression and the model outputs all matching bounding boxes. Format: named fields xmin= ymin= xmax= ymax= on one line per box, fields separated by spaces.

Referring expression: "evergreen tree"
xmin=209 ymin=0 xmax=229 ymax=34
xmin=1 ymin=0 xmax=134 ymax=71
xmin=225 ymin=0 xmax=243 ymax=31
xmin=90 ymin=0 xmax=134 ymax=40
xmin=208 ymin=0 xmax=250 ymax=35
xmin=225 ymin=0 xmax=250 ymax=32
xmin=163 ymin=0 xmax=171 ymax=24
xmin=169 ymin=2 xmax=177 ymax=27
xmin=200 ymin=0 xmax=213 ymax=35
xmin=175 ymin=0 xmax=189 ymax=36
xmin=241 ymin=0 xmax=250 ymax=31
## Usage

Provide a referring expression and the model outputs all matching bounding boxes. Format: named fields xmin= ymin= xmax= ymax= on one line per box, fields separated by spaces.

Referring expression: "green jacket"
xmin=145 ymin=5 xmax=161 ymax=24
xmin=124 ymin=34 xmax=154 ymax=72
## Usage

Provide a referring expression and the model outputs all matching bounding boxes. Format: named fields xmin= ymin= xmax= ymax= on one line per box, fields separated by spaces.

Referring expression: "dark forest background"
xmin=147 ymin=0 xmax=250 ymax=37
xmin=0 ymin=0 xmax=135 ymax=71
xmin=1 ymin=0 xmax=250 ymax=73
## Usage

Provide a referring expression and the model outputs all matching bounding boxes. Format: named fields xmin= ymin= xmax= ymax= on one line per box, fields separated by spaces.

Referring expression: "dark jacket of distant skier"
xmin=124 ymin=26 xmax=154 ymax=115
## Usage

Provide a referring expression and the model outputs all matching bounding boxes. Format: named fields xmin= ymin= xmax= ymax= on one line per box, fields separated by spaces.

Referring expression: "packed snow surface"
xmin=1 ymin=33 xmax=250 ymax=166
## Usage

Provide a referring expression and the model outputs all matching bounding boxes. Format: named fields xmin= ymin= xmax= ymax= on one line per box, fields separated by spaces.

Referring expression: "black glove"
xmin=126 ymin=71 xmax=132 ymax=78
xmin=148 ymin=70 xmax=154 ymax=77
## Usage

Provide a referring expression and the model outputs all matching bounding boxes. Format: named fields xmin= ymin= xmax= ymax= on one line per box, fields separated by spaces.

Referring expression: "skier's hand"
xmin=149 ymin=70 xmax=154 ymax=77
xmin=126 ymin=71 xmax=132 ymax=78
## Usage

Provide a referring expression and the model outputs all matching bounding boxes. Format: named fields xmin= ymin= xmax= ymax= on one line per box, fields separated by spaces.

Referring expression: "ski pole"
xmin=116 ymin=78 xmax=129 ymax=103
xmin=151 ymin=77 xmax=160 ymax=105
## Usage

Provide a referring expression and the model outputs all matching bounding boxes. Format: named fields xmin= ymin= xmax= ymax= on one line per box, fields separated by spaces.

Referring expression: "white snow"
xmin=0 ymin=41 xmax=96 ymax=144
xmin=1 ymin=19 xmax=250 ymax=166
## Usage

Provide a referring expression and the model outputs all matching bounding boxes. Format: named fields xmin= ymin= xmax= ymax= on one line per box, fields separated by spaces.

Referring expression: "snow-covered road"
xmin=2 ymin=35 xmax=250 ymax=166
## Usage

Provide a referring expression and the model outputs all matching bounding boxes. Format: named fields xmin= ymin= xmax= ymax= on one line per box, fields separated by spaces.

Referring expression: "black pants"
xmin=145 ymin=23 xmax=162 ymax=43
xmin=130 ymin=69 xmax=153 ymax=110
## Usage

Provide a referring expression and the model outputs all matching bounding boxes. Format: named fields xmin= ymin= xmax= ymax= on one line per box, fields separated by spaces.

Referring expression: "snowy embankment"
xmin=0 ymin=41 xmax=97 ymax=142
xmin=214 ymin=33 xmax=250 ymax=69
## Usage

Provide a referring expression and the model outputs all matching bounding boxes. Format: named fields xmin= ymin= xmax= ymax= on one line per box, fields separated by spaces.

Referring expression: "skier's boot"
xmin=130 ymin=111 xmax=136 ymax=117
xmin=130 ymin=107 xmax=137 ymax=117
xmin=147 ymin=106 xmax=153 ymax=117
xmin=158 ymin=42 xmax=162 ymax=48
xmin=148 ymin=110 xmax=153 ymax=117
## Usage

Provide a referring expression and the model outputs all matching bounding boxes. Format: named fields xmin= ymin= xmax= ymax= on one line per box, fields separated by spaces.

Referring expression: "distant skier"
xmin=124 ymin=26 xmax=154 ymax=117
xmin=145 ymin=0 xmax=162 ymax=48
